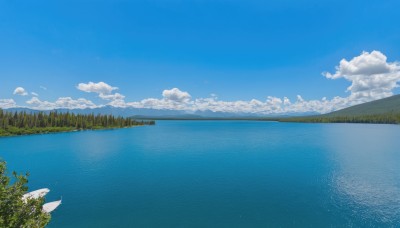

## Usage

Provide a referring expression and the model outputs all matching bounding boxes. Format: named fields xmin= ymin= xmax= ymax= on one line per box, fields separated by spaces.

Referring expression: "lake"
xmin=1 ymin=121 xmax=400 ymax=227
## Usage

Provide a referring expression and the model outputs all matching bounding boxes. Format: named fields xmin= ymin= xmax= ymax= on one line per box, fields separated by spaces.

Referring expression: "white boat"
xmin=22 ymin=188 xmax=50 ymax=201
xmin=42 ymin=200 xmax=62 ymax=213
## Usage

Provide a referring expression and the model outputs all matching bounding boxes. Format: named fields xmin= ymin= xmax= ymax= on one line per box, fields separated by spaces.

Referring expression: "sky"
xmin=1 ymin=0 xmax=400 ymax=114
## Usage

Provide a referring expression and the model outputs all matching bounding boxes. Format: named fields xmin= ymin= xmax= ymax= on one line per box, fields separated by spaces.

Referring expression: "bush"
xmin=0 ymin=161 xmax=51 ymax=228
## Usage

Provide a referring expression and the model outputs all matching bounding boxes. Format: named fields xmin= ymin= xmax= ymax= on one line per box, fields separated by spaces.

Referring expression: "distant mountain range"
xmin=4 ymin=94 xmax=399 ymax=120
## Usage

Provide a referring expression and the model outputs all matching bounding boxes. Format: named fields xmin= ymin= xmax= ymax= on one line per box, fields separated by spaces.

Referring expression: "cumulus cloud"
xmin=31 ymin=92 xmax=39 ymax=96
xmin=111 ymin=88 xmax=192 ymax=110
xmin=324 ymin=51 xmax=394 ymax=79
xmin=99 ymin=92 xmax=126 ymax=107
xmin=26 ymin=97 xmax=97 ymax=110
xmin=56 ymin=97 xmax=97 ymax=109
xmin=283 ymin=97 xmax=291 ymax=105
xmin=323 ymin=50 xmax=400 ymax=103
xmin=77 ymin=81 xmax=126 ymax=106
xmin=99 ymin=93 xmax=125 ymax=100
xmin=0 ymin=99 xmax=17 ymax=109
xmin=77 ymin=82 xmax=118 ymax=94
xmin=122 ymin=88 xmax=192 ymax=110
xmin=13 ymin=87 xmax=28 ymax=96
xmin=162 ymin=88 xmax=191 ymax=102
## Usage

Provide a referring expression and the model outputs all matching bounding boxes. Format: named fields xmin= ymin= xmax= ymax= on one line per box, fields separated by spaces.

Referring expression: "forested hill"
xmin=280 ymin=94 xmax=400 ymax=124
xmin=325 ymin=94 xmax=400 ymax=117
xmin=0 ymin=109 xmax=155 ymax=136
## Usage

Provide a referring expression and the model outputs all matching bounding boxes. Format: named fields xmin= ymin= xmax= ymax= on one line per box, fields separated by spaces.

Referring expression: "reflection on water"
xmin=334 ymin=173 xmax=400 ymax=223
xmin=326 ymin=124 xmax=400 ymax=225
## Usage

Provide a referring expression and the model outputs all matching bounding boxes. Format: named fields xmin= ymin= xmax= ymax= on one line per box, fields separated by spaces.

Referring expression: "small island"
xmin=0 ymin=109 xmax=155 ymax=137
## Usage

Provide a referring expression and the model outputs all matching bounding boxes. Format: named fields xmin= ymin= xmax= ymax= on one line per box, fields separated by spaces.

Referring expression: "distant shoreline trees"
xmin=0 ymin=109 xmax=155 ymax=136
xmin=280 ymin=112 xmax=400 ymax=124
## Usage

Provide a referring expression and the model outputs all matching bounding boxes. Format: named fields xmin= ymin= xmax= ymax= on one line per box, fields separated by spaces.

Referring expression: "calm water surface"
xmin=1 ymin=121 xmax=400 ymax=227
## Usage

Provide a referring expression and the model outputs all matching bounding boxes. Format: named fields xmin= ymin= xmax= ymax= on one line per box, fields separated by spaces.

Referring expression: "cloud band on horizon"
xmin=2 ymin=51 xmax=400 ymax=114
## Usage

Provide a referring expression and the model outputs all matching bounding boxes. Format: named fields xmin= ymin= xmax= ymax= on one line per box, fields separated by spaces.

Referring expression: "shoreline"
xmin=135 ymin=118 xmax=400 ymax=125
xmin=0 ymin=125 xmax=151 ymax=138
xmin=2 ymin=119 xmax=398 ymax=138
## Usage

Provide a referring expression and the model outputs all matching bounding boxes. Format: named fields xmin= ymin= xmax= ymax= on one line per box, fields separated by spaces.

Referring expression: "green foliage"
xmin=0 ymin=161 xmax=51 ymax=228
xmin=281 ymin=112 xmax=400 ymax=124
xmin=326 ymin=94 xmax=400 ymax=117
xmin=0 ymin=109 xmax=155 ymax=136
xmin=280 ymin=95 xmax=400 ymax=124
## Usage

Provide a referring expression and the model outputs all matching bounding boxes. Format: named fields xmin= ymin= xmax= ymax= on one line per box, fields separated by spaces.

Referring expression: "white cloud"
xmin=107 ymin=99 xmax=127 ymax=108
xmin=13 ymin=87 xmax=28 ymax=96
xmin=162 ymin=88 xmax=191 ymax=102
xmin=26 ymin=97 xmax=53 ymax=109
xmin=120 ymin=88 xmax=192 ymax=110
xmin=283 ymin=97 xmax=291 ymax=105
xmin=99 ymin=93 xmax=125 ymax=101
xmin=77 ymin=81 xmax=125 ymax=106
xmin=31 ymin=92 xmax=39 ymax=96
xmin=55 ymin=97 xmax=97 ymax=109
xmin=26 ymin=97 xmax=97 ymax=110
xmin=40 ymin=86 xmax=47 ymax=90
xmin=0 ymin=99 xmax=17 ymax=109
xmin=323 ymin=50 xmax=400 ymax=103
xmin=324 ymin=51 xmax=394 ymax=79
xmin=99 ymin=93 xmax=126 ymax=107
xmin=77 ymin=81 xmax=118 ymax=94
xmin=126 ymin=98 xmax=188 ymax=110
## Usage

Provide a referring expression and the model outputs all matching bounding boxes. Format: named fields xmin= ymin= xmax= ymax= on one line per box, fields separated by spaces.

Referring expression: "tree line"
xmin=280 ymin=112 xmax=400 ymax=124
xmin=0 ymin=109 xmax=155 ymax=136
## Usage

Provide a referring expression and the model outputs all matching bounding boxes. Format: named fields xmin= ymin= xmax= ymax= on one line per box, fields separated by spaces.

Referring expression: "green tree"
xmin=0 ymin=161 xmax=51 ymax=228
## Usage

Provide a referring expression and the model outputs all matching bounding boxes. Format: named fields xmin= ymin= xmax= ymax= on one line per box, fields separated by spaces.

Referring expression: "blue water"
xmin=1 ymin=121 xmax=400 ymax=227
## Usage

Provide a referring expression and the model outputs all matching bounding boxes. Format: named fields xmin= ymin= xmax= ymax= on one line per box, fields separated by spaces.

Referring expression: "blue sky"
xmin=1 ymin=0 xmax=400 ymax=113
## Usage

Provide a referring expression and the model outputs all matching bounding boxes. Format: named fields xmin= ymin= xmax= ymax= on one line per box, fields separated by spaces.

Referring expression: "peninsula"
xmin=0 ymin=110 xmax=155 ymax=137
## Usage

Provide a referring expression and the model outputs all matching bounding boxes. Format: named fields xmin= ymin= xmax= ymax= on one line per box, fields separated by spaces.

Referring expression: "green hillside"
xmin=281 ymin=94 xmax=400 ymax=124
xmin=325 ymin=94 xmax=400 ymax=117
